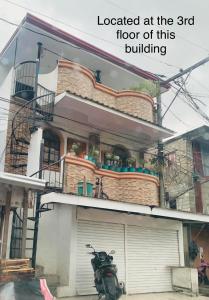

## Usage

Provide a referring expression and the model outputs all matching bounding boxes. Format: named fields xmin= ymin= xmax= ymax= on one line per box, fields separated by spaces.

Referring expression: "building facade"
xmin=164 ymin=126 xmax=209 ymax=270
xmin=0 ymin=13 xmax=208 ymax=297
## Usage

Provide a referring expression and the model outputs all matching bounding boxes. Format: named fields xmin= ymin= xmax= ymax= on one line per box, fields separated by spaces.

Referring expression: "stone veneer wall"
xmin=57 ymin=60 xmax=154 ymax=122
xmin=64 ymin=155 xmax=159 ymax=206
xmin=164 ymin=138 xmax=195 ymax=212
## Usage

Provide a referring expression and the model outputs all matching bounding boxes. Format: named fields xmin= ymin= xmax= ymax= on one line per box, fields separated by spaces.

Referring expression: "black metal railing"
xmin=36 ymin=84 xmax=55 ymax=121
xmin=12 ymin=61 xmax=37 ymax=100
xmin=30 ymin=156 xmax=65 ymax=191
xmin=9 ymin=61 xmax=55 ymax=174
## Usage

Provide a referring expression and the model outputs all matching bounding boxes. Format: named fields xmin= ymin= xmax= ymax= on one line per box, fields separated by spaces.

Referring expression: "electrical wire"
xmin=0 ymin=94 xmax=169 ymax=148
xmin=0 ymin=14 xmax=182 ymax=70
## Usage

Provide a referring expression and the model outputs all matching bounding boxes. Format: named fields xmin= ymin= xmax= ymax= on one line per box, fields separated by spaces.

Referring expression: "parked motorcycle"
xmin=86 ymin=244 xmax=125 ymax=300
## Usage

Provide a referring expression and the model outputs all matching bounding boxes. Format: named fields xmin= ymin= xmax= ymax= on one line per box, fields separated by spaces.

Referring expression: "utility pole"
xmin=157 ymin=55 xmax=209 ymax=208
xmin=156 ymin=82 xmax=165 ymax=207
xmin=161 ymin=56 xmax=209 ymax=86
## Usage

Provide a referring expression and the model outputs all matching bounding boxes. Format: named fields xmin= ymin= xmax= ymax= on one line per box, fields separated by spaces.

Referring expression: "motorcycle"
xmin=86 ymin=244 xmax=125 ymax=300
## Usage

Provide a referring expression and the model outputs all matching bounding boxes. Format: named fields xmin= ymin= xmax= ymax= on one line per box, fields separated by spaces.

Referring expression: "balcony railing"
xmin=32 ymin=154 xmax=160 ymax=207
xmin=12 ymin=61 xmax=55 ymax=120
xmin=12 ymin=61 xmax=36 ymax=100
xmin=30 ymin=157 xmax=64 ymax=191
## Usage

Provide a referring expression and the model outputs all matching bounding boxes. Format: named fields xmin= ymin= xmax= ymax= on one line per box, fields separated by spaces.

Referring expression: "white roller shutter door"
xmin=127 ymin=225 xmax=180 ymax=294
xmin=76 ymin=220 xmax=125 ymax=295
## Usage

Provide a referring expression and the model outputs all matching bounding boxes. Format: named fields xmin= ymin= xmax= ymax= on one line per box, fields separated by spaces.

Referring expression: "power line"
xmin=169 ymin=84 xmax=209 ymax=125
xmin=162 ymin=72 xmax=191 ymax=119
xmin=0 ymin=12 xmax=179 ymax=70
xmin=0 ymin=95 xmax=163 ymax=149
xmin=161 ymin=102 xmax=190 ymax=128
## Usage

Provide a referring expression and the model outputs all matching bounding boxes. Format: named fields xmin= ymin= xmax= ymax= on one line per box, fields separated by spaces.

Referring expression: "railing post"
xmin=31 ymin=42 xmax=42 ymax=131
xmin=21 ymin=190 xmax=28 ymax=258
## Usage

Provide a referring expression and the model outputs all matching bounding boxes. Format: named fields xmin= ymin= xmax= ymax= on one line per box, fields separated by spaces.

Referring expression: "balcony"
xmin=38 ymin=154 xmax=159 ymax=207
xmin=57 ymin=60 xmax=155 ymax=123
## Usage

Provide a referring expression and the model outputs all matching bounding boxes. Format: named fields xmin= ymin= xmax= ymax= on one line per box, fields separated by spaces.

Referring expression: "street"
xmin=58 ymin=293 xmax=209 ymax=300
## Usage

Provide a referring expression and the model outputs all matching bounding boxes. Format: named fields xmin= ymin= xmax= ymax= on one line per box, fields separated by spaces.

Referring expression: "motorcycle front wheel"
xmin=102 ymin=275 xmax=119 ymax=300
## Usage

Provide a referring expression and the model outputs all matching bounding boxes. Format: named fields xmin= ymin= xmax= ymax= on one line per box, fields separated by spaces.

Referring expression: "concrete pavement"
xmin=57 ymin=293 xmax=209 ymax=300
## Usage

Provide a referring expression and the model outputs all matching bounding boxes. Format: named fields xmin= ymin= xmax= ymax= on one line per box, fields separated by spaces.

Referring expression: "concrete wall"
xmin=27 ymin=128 xmax=43 ymax=177
xmin=172 ymin=267 xmax=198 ymax=296
xmin=37 ymin=203 xmax=184 ymax=297
xmin=201 ymin=181 xmax=209 ymax=214
xmin=38 ymin=66 xmax=58 ymax=92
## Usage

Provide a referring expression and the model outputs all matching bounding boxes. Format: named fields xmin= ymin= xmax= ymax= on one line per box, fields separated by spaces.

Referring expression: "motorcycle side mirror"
xmin=86 ymin=244 xmax=92 ymax=248
xmin=110 ymin=250 xmax=115 ymax=255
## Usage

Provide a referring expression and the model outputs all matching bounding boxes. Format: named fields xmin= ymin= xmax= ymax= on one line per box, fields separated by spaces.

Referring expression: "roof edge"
xmin=1 ymin=13 xmax=170 ymax=88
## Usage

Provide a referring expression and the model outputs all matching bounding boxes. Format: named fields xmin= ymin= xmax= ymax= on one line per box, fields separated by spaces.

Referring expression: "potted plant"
xmin=105 ymin=152 xmax=112 ymax=166
xmin=129 ymin=79 xmax=160 ymax=98
xmin=121 ymin=165 xmax=128 ymax=172
xmin=88 ymin=146 xmax=100 ymax=163
xmin=137 ymin=158 xmax=144 ymax=173
xmin=71 ymin=142 xmax=81 ymax=156
xmin=143 ymin=160 xmax=151 ymax=174
xmin=113 ymin=155 xmax=121 ymax=172
xmin=127 ymin=157 xmax=136 ymax=172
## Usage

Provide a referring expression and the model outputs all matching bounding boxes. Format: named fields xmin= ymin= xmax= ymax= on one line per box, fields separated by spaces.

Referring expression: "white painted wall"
xmin=38 ymin=66 xmax=58 ymax=92
xmin=37 ymin=203 xmax=184 ymax=297
xmin=0 ymin=67 xmax=13 ymax=171
xmin=27 ymin=128 xmax=43 ymax=177
xmin=37 ymin=205 xmax=59 ymax=274
xmin=37 ymin=203 xmax=76 ymax=282
xmin=6 ymin=211 xmax=13 ymax=259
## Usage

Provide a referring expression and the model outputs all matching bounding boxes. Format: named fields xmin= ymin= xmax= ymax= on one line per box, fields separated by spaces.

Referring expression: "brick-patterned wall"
xmin=64 ymin=155 xmax=159 ymax=206
xmin=57 ymin=60 xmax=154 ymax=122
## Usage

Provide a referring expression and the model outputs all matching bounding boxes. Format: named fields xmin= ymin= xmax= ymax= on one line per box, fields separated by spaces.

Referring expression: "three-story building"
xmin=1 ymin=13 xmax=208 ymax=298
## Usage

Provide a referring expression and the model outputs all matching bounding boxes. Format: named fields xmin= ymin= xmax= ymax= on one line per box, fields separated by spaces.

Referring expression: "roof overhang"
xmin=0 ymin=172 xmax=46 ymax=190
xmin=0 ymin=13 xmax=170 ymax=89
xmin=42 ymin=192 xmax=209 ymax=223
xmin=54 ymin=92 xmax=173 ymax=147
xmin=164 ymin=125 xmax=209 ymax=145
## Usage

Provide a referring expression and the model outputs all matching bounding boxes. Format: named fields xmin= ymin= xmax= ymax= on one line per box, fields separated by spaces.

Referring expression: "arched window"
xmin=43 ymin=129 xmax=60 ymax=165
xmin=112 ymin=145 xmax=130 ymax=167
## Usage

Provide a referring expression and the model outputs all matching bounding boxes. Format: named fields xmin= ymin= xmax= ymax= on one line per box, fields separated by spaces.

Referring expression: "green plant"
xmin=138 ymin=158 xmax=144 ymax=167
xmin=112 ymin=155 xmax=120 ymax=166
xmin=113 ymin=155 xmax=120 ymax=161
xmin=71 ymin=142 xmax=81 ymax=155
xmin=105 ymin=152 xmax=112 ymax=160
xmin=89 ymin=145 xmax=100 ymax=159
xmin=130 ymin=79 xmax=160 ymax=98
xmin=150 ymin=157 xmax=165 ymax=172
xmin=127 ymin=157 xmax=136 ymax=167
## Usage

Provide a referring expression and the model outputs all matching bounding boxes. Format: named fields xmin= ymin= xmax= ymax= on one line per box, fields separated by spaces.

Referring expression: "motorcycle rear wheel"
xmin=102 ymin=276 xmax=118 ymax=300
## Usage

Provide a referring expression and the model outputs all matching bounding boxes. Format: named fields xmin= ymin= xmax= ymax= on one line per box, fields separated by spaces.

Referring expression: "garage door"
xmin=76 ymin=220 xmax=125 ymax=295
xmin=127 ymin=225 xmax=180 ymax=294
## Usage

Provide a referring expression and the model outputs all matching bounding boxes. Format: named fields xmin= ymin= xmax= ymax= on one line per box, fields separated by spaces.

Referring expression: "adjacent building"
xmin=164 ymin=126 xmax=209 ymax=269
